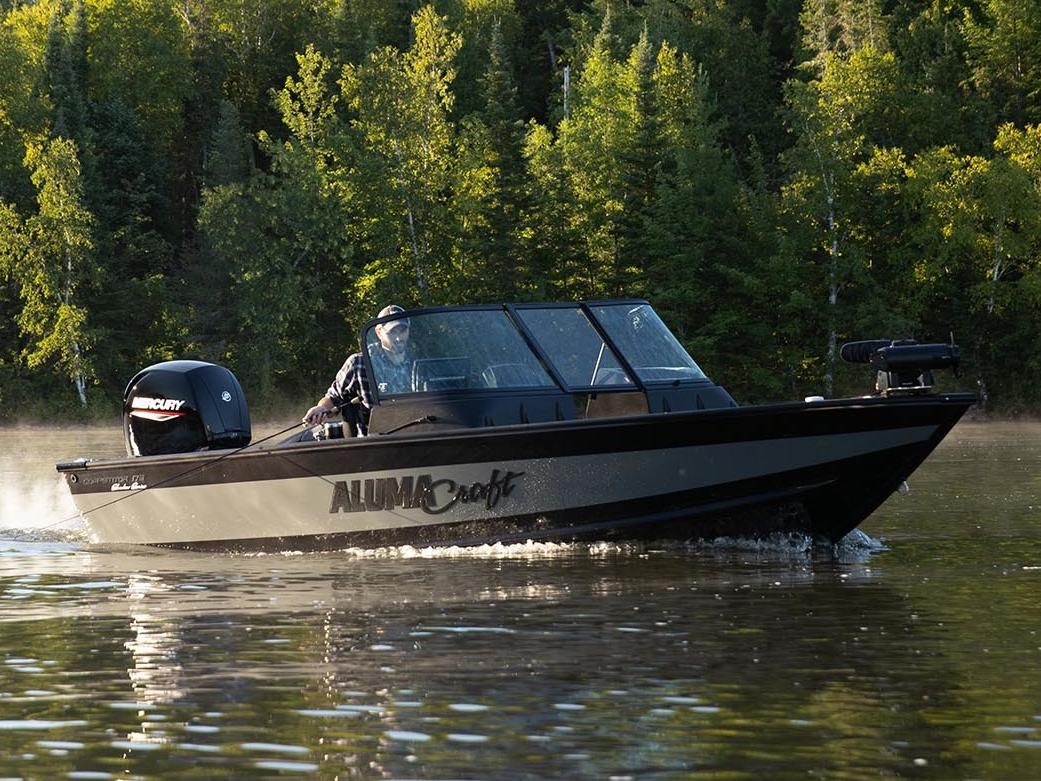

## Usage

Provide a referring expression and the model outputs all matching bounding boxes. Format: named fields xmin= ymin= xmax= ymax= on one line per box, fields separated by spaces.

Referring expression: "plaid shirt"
xmin=326 ymin=352 xmax=372 ymax=434
xmin=326 ymin=347 xmax=413 ymax=435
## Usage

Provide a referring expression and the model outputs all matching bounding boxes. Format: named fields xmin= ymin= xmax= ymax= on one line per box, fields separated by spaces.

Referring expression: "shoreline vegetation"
xmin=3 ymin=1 xmax=1041 ymax=420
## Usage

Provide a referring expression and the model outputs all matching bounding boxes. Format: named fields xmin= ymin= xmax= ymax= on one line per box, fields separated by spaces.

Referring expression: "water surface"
xmin=1 ymin=421 xmax=1040 ymax=779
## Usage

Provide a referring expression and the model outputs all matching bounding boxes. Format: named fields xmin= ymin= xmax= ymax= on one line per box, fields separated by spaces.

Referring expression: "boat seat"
xmin=412 ymin=357 xmax=469 ymax=392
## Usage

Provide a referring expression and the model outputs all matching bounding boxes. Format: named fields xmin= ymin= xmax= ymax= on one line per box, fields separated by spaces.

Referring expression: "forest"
xmin=1 ymin=0 xmax=1040 ymax=419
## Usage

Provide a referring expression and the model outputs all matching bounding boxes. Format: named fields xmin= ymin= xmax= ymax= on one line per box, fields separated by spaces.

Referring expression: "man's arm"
xmin=302 ymin=396 xmax=336 ymax=426
xmin=302 ymin=353 xmax=361 ymax=426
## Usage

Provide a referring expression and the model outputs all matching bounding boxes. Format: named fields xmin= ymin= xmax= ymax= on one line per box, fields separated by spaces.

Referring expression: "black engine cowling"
xmin=123 ymin=360 xmax=251 ymax=456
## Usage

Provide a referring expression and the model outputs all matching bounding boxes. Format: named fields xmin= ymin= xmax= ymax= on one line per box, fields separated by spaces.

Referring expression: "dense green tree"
xmin=204 ymin=99 xmax=252 ymax=187
xmin=340 ymin=5 xmax=462 ymax=307
xmin=554 ymin=7 xmax=641 ymax=297
xmin=520 ymin=120 xmax=583 ymax=299
xmin=197 ymin=45 xmax=352 ymax=399
xmin=87 ymin=0 xmax=193 ymax=154
xmin=441 ymin=0 xmax=521 ymax=119
xmin=319 ymin=0 xmax=412 ymax=64
xmin=891 ymin=0 xmax=990 ymax=154
xmin=906 ymin=128 xmax=1041 ymax=403
xmin=963 ymin=0 xmax=1041 ymax=126
xmin=45 ymin=0 xmax=88 ymax=143
xmin=783 ymin=0 xmax=903 ymax=393
xmin=6 ymin=0 xmax=1041 ymax=415
xmin=451 ymin=20 xmax=528 ymax=301
xmin=86 ymin=97 xmax=174 ymax=387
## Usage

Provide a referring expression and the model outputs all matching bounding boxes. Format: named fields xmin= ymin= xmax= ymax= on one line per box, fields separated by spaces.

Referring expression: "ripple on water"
xmin=0 ymin=719 xmax=88 ymax=730
xmin=241 ymin=742 xmax=310 ymax=755
xmin=110 ymin=740 xmax=163 ymax=752
xmin=36 ymin=740 xmax=84 ymax=750
xmin=295 ymin=709 xmax=360 ymax=718
xmin=183 ymin=724 xmax=220 ymax=733
xmin=254 ymin=761 xmax=319 ymax=773
xmin=446 ymin=733 xmax=489 ymax=743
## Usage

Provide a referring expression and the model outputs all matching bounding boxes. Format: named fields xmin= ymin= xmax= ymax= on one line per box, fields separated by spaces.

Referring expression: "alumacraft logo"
xmin=329 ymin=469 xmax=524 ymax=515
xmin=130 ymin=396 xmax=188 ymax=422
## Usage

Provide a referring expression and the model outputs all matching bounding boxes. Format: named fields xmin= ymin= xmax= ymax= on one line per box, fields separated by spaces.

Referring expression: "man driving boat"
xmin=302 ymin=304 xmax=412 ymax=434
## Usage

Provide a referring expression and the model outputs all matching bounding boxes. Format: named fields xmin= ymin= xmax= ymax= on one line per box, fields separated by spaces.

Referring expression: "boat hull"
xmin=59 ymin=394 xmax=974 ymax=550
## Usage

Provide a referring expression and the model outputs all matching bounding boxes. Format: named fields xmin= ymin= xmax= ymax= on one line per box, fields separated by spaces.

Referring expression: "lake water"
xmin=1 ymin=421 xmax=1040 ymax=780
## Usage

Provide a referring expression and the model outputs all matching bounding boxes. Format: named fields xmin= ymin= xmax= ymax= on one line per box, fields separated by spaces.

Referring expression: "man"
xmin=302 ymin=305 xmax=412 ymax=434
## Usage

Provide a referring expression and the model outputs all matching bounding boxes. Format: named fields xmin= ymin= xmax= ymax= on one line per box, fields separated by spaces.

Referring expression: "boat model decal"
xmin=110 ymin=481 xmax=148 ymax=492
xmin=329 ymin=468 xmax=524 ymax=515
xmin=77 ymin=473 xmax=146 ymax=488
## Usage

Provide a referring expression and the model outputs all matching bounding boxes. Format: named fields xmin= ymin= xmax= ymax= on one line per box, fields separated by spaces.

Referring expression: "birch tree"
xmin=15 ymin=138 xmax=95 ymax=405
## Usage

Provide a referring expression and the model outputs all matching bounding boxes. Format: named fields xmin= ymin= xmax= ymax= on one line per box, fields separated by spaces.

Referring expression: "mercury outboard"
xmin=122 ymin=360 xmax=251 ymax=456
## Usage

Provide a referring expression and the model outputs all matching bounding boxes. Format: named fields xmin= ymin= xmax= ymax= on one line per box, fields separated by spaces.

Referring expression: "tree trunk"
xmin=825 ymin=186 xmax=838 ymax=398
xmin=394 ymin=141 xmax=428 ymax=300
xmin=64 ymin=229 xmax=87 ymax=407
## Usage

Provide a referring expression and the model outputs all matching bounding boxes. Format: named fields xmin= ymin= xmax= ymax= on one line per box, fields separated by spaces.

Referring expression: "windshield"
xmin=514 ymin=307 xmax=634 ymax=389
xmin=590 ymin=303 xmax=706 ymax=383
xmin=362 ymin=302 xmax=706 ymax=399
xmin=363 ymin=310 xmax=556 ymax=397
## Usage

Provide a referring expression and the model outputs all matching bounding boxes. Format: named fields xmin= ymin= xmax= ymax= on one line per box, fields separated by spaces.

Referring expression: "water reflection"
xmin=1 ymin=422 xmax=1041 ymax=779
xmin=0 ymin=540 xmax=964 ymax=779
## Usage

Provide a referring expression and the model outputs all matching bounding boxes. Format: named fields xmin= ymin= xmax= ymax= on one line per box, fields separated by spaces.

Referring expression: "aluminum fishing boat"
xmin=57 ymin=300 xmax=974 ymax=551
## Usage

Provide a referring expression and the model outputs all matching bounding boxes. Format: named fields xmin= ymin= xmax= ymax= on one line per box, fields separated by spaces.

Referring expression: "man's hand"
xmin=303 ymin=403 xmax=334 ymax=426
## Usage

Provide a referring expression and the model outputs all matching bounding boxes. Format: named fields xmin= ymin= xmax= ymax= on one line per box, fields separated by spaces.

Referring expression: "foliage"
xmin=3 ymin=0 xmax=1041 ymax=415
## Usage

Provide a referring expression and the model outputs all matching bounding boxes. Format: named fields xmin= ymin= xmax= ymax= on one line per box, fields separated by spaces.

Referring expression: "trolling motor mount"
xmin=840 ymin=339 xmax=960 ymax=396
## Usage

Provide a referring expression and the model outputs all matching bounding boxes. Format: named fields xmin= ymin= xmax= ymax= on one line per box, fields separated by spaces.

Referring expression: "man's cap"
xmin=377 ymin=304 xmax=410 ymax=331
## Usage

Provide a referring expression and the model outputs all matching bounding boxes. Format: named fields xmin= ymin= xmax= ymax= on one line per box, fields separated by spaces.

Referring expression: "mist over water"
xmin=1 ymin=422 xmax=1040 ymax=780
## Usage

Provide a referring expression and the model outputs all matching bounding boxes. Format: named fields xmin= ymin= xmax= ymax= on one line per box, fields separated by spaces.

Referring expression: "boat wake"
xmin=253 ymin=529 xmax=886 ymax=562
xmin=694 ymin=528 xmax=886 ymax=559
xmin=0 ymin=473 xmax=89 ymax=544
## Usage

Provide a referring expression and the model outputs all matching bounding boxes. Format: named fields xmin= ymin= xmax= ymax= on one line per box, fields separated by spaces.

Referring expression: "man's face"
xmin=377 ymin=322 xmax=410 ymax=354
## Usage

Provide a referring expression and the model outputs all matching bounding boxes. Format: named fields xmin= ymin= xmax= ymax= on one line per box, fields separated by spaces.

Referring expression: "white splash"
xmin=253 ymin=531 xmax=885 ymax=562
xmin=0 ymin=472 xmax=87 ymax=542
xmin=253 ymin=539 xmax=635 ymax=560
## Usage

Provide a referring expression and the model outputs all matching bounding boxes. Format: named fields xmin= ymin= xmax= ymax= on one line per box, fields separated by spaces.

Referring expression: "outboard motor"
xmin=840 ymin=339 xmax=960 ymax=396
xmin=123 ymin=360 xmax=251 ymax=456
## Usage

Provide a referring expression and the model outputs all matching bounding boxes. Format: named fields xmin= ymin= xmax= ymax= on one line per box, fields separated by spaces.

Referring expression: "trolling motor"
xmin=840 ymin=339 xmax=960 ymax=396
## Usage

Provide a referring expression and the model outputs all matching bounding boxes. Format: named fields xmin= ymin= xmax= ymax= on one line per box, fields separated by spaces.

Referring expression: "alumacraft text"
xmin=329 ymin=469 xmax=524 ymax=515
